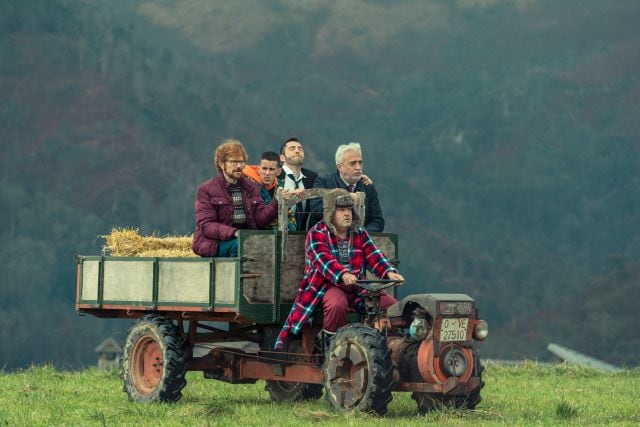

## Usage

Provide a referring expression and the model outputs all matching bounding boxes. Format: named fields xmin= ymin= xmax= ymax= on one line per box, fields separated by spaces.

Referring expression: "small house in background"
xmin=95 ymin=337 xmax=123 ymax=370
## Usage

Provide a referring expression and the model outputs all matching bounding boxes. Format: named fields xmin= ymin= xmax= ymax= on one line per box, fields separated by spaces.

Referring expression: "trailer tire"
xmin=265 ymin=380 xmax=324 ymax=401
xmin=121 ymin=315 xmax=187 ymax=403
xmin=324 ymin=324 xmax=395 ymax=415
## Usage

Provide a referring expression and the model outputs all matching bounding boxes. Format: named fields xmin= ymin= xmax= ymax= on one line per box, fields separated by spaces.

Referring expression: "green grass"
xmin=0 ymin=362 xmax=638 ymax=426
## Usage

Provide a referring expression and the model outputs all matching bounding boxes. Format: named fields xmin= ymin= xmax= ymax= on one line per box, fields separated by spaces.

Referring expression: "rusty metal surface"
xmin=241 ymin=361 xmax=324 ymax=383
xmin=76 ymin=308 xmax=250 ymax=322
xmin=184 ymin=335 xmax=481 ymax=396
xmin=187 ymin=343 xmax=324 ymax=384
xmin=396 ymin=381 xmax=444 ymax=393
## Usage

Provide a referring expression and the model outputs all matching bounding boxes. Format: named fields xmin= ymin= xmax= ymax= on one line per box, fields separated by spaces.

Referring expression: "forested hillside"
xmin=1 ymin=0 xmax=638 ymax=369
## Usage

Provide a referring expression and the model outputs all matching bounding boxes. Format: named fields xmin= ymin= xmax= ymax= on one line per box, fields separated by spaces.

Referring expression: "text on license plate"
xmin=440 ymin=318 xmax=469 ymax=342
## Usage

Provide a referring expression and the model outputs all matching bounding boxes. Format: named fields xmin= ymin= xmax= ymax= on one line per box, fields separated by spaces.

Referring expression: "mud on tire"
xmin=121 ymin=314 xmax=188 ymax=403
xmin=324 ymin=324 xmax=395 ymax=415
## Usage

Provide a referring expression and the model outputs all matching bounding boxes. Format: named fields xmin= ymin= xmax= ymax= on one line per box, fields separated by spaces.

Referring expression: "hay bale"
xmin=103 ymin=228 xmax=197 ymax=257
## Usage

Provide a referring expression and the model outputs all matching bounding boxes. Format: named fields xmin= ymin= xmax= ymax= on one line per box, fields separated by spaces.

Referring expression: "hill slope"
xmin=0 ymin=0 xmax=639 ymax=368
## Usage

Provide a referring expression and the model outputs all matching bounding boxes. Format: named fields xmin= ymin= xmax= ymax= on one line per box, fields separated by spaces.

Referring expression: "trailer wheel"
xmin=413 ymin=359 xmax=484 ymax=414
xmin=121 ymin=315 xmax=187 ymax=403
xmin=265 ymin=380 xmax=324 ymax=401
xmin=324 ymin=324 xmax=395 ymax=415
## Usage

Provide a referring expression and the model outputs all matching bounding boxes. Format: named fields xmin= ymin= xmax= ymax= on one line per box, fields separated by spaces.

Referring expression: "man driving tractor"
xmin=275 ymin=188 xmax=404 ymax=351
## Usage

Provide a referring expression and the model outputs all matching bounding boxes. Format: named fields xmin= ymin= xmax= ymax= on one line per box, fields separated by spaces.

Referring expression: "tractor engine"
xmin=384 ymin=294 xmax=488 ymax=391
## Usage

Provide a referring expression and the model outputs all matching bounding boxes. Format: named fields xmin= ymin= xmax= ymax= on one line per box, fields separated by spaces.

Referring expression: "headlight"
xmin=473 ymin=320 xmax=489 ymax=341
xmin=409 ymin=318 xmax=430 ymax=341
xmin=442 ymin=347 xmax=468 ymax=377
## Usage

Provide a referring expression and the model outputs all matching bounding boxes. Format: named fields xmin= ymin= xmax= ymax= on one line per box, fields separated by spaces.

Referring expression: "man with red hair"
xmin=192 ymin=139 xmax=278 ymax=257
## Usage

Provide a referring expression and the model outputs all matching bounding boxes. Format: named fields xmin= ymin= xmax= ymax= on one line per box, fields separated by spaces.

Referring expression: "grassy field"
xmin=0 ymin=362 xmax=638 ymax=426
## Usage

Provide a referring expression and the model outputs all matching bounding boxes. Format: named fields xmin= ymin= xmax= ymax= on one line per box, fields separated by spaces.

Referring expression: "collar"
xmin=339 ymin=175 xmax=359 ymax=189
xmin=242 ymin=165 xmax=277 ymax=190
xmin=282 ymin=165 xmax=306 ymax=180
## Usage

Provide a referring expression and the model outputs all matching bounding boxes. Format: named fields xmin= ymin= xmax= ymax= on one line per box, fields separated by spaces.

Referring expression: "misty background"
xmin=1 ymin=0 xmax=639 ymax=370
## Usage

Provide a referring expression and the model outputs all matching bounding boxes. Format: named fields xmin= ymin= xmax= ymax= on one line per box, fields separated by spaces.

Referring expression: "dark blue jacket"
xmin=309 ymin=171 xmax=385 ymax=232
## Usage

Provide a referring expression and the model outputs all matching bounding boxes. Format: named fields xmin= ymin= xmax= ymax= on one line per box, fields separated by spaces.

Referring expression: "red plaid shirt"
xmin=275 ymin=221 xmax=397 ymax=349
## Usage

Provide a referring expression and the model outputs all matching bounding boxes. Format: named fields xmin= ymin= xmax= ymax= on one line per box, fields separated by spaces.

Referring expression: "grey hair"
xmin=335 ymin=142 xmax=362 ymax=165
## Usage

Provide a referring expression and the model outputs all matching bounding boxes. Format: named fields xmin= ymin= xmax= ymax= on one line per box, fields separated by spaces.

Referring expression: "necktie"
xmin=288 ymin=174 xmax=305 ymax=229
xmin=287 ymin=174 xmax=301 ymax=189
xmin=347 ymin=184 xmax=355 ymax=193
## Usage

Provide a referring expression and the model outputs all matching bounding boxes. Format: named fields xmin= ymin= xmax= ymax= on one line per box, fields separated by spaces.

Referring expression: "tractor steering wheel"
xmin=354 ymin=278 xmax=403 ymax=293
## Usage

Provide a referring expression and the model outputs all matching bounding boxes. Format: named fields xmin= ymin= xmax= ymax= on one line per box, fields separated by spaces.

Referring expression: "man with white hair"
xmin=309 ymin=142 xmax=385 ymax=232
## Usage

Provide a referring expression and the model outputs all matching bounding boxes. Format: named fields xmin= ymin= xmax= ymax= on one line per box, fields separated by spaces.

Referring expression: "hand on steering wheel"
xmin=386 ymin=272 xmax=404 ymax=282
xmin=342 ymin=272 xmax=357 ymax=286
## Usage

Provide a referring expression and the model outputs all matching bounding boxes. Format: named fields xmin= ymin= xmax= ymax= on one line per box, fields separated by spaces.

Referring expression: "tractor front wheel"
xmin=121 ymin=315 xmax=188 ymax=403
xmin=323 ymin=324 xmax=395 ymax=415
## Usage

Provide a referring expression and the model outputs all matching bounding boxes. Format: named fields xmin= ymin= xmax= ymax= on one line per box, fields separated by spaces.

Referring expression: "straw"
xmin=102 ymin=228 xmax=196 ymax=257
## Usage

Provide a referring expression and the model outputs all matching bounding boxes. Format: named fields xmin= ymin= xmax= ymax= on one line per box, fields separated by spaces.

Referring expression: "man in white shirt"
xmin=278 ymin=137 xmax=318 ymax=230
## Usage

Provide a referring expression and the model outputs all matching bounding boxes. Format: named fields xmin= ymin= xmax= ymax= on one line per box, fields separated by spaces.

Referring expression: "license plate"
xmin=440 ymin=318 xmax=469 ymax=342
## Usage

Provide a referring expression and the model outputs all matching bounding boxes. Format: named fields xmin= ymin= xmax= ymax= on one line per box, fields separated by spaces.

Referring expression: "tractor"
xmin=75 ymin=189 xmax=487 ymax=415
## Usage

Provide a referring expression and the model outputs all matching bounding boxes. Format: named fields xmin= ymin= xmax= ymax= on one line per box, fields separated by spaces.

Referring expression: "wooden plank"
xmin=80 ymin=259 xmax=100 ymax=303
xmin=158 ymin=260 xmax=211 ymax=304
xmin=240 ymin=233 xmax=277 ymax=304
xmin=370 ymin=234 xmax=398 ymax=266
xmin=102 ymin=260 xmax=154 ymax=304
xmin=280 ymin=234 xmax=307 ymax=303
xmin=214 ymin=260 xmax=237 ymax=304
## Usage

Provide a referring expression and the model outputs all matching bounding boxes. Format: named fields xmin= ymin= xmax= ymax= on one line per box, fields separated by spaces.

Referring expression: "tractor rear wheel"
xmin=121 ymin=315 xmax=188 ymax=403
xmin=324 ymin=324 xmax=395 ymax=415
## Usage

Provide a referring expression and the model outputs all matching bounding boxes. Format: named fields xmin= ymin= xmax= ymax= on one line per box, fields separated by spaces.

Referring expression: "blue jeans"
xmin=216 ymin=239 xmax=238 ymax=257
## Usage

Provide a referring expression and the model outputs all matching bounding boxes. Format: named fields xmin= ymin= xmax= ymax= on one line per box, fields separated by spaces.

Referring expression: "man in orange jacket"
xmin=243 ymin=151 xmax=300 ymax=230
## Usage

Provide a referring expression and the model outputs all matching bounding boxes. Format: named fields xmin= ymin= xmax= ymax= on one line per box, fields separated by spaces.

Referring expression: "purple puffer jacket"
xmin=192 ymin=174 xmax=278 ymax=256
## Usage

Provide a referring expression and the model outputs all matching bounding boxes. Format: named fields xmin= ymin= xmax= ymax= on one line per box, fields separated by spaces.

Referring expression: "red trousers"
xmin=322 ymin=285 xmax=397 ymax=332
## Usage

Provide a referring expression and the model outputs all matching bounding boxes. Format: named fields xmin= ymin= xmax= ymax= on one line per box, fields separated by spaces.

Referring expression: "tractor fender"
xmin=386 ymin=293 xmax=475 ymax=319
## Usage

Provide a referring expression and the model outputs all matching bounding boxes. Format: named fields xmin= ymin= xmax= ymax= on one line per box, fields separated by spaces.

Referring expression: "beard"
xmin=224 ymin=169 xmax=243 ymax=181
xmin=284 ymin=154 xmax=304 ymax=166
